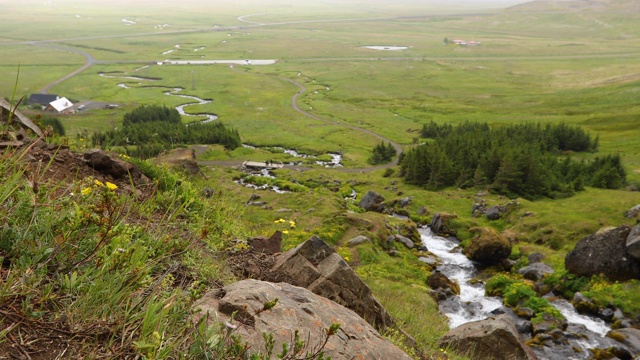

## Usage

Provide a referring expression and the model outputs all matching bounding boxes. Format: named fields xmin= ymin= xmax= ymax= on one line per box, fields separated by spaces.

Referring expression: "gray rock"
xmin=527 ymin=252 xmax=545 ymax=264
xmin=269 ymin=235 xmax=394 ymax=330
xmin=399 ymin=196 xmax=412 ymax=208
xmin=438 ymin=315 xmax=537 ymax=360
xmin=388 ymin=234 xmax=414 ymax=249
xmin=195 ymin=280 xmax=412 ymax=360
xmin=430 ymin=212 xmax=457 ymax=236
xmin=417 ymin=206 xmax=428 ymax=216
xmin=626 ymin=224 xmax=640 ymax=260
xmin=624 ymin=204 xmax=640 ymax=218
xmin=358 ymin=190 xmax=386 ymax=212
xmin=246 ymin=201 xmax=267 ymax=207
xmin=607 ymin=328 xmax=640 ymax=356
xmin=246 ymin=193 xmax=261 ymax=202
xmin=427 ymin=271 xmax=459 ymax=295
xmin=599 ymin=308 xmax=615 ymax=322
xmin=485 ymin=206 xmax=501 ymax=220
xmin=276 ymin=208 xmax=293 ymax=213
xmin=566 ymin=225 xmax=640 ymax=281
xmin=518 ymin=262 xmax=554 ymax=281
xmin=347 ymin=235 xmax=371 ymax=247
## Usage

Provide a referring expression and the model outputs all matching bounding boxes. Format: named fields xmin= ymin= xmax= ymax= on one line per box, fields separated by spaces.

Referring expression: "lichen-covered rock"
xmin=427 ymin=271 xmax=460 ymax=295
xmin=195 ymin=280 xmax=412 ymax=360
xmin=465 ymin=227 xmax=512 ymax=264
xmin=437 ymin=315 xmax=537 ymax=360
xmin=565 ymin=225 xmax=640 ymax=281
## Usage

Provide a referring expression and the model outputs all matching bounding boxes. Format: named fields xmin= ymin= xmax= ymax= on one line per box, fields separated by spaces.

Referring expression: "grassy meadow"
xmin=2 ymin=0 xmax=640 ymax=357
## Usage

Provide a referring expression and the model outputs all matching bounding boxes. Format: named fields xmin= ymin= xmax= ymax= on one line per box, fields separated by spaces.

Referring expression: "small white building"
xmin=45 ymin=97 xmax=75 ymax=114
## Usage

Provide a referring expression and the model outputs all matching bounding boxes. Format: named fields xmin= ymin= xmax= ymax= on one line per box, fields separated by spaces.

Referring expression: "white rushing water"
xmin=419 ymin=227 xmax=503 ymax=328
xmin=550 ymin=299 xmax=610 ymax=337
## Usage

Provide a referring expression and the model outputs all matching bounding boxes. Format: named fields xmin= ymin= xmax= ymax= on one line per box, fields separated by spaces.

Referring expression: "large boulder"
xmin=626 ymin=224 xmax=640 ymax=261
xmin=437 ymin=315 xmax=538 ymax=360
xmin=269 ymin=235 xmax=394 ymax=330
xmin=565 ymin=225 xmax=640 ymax=281
xmin=357 ymin=190 xmax=385 ymax=212
xmin=465 ymin=227 xmax=512 ymax=264
xmin=430 ymin=212 xmax=457 ymax=236
xmin=195 ymin=280 xmax=412 ymax=360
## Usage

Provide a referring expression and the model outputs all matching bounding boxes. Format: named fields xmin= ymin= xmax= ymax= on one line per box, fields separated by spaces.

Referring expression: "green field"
xmin=2 ymin=0 xmax=640 ymax=358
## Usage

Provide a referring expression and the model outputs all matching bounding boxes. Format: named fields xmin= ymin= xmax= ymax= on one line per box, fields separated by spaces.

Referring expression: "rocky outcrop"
xmin=626 ymin=224 xmax=640 ymax=261
xmin=248 ymin=231 xmax=282 ymax=255
xmin=565 ymin=225 xmax=640 ymax=281
xmin=268 ymin=235 xmax=394 ymax=330
xmin=437 ymin=315 xmax=537 ymax=360
xmin=465 ymin=227 xmax=512 ymax=264
xmin=358 ymin=190 xmax=385 ymax=212
xmin=608 ymin=328 xmax=640 ymax=355
xmin=195 ymin=280 xmax=412 ymax=360
xmin=84 ymin=149 xmax=139 ymax=179
xmin=430 ymin=212 xmax=457 ymax=236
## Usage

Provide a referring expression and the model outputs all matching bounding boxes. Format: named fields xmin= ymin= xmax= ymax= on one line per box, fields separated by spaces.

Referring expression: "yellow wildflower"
xmin=120 ymin=154 xmax=131 ymax=159
xmin=106 ymin=182 xmax=118 ymax=191
xmin=282 ymin=230 xmax=289 ymax=234
xmin=81 ymin=187 xmax=92 ymax=195
xmin=289 ymin=220 xmax=296 ymax=228
xmin=94 ymin=179 xmax=105 ymax=187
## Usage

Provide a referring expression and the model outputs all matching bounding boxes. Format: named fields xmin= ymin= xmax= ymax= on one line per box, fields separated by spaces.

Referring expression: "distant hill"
xmin=506 ymin=0 xmax=640 ymax=13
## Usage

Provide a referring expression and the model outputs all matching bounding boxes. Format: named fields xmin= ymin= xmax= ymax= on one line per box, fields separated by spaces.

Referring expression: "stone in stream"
xmin=426 ymin=270 xmax=460 ymax=296
xmin=465 ymin=227 xmax=512 ymax=264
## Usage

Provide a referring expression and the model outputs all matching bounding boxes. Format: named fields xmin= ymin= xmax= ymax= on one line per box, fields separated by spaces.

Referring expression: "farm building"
xmin=45 ymin=97 xmax=75 ymax=114
xmin=28 ymin=94 xmax=60 ymax=106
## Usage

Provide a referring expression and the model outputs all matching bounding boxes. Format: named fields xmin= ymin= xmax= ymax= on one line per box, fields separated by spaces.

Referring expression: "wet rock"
xmin=572 ymin=292 xmax=598 ymax=316
xmin=514 ymin=307 xmax=535 ymax=320
xmin=465 ymin=227 xmax=512 ymax=265
xmin=430 ymin=212 xmax=458 ymax=236
xmin=269 ymin=235 xmax=394 ymax=330
xmin=438 ymin=314 xmax=537 ymax=360
xmin=532 ymin=313 xmax=567 ymax=335
xmin=195 ymin=280 xmax=412 ymax=360
xmin=427 ymin=271 xmax=460 ymax=295
xmin=599 ymin=308 xmax=615 ymax=323
xmin=485 ymin=206 xmax=501 ymax=220
xmin=515 ymin=320 xmax=533 ymax=335
xmin=607 ymin=328 xmax=640 ymax=355
xmin=518 ymin=262 xmax=554 ymax=281
xmin=625 ymin=224 xmax=640 ymax=260
xmin=416 ymin=245 xmax=428 ymax=252
xmin=565 ymin=225 xmax=640 ymax=281
xmin=347 ymin=235 xmax=371 ymax=247
xmin=358 ymin=190 xmax=385 ymax=212
xmin=248 ymin=231 xmax=282 ymax=255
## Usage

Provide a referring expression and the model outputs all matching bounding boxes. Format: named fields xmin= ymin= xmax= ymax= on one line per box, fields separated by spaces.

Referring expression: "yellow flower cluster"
xmin=82 ymin=179 xmax=118 ymax=195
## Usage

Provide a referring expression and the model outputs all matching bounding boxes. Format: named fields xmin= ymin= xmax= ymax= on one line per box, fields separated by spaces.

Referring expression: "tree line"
xmin=91 ymin=105 xmax=241 ymax=158
xmin=400 ymin=121 xmax=624 ymax=199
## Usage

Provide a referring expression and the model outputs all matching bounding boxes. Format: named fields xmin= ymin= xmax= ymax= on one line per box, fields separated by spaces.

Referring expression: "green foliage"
xmin=542 ymin=270 xmax=590 ymax=298
xmin=402 ymin=121 xmax=624 ymax=199
xmin=92 ymin=105 xmax=241 ymax=158
xmin=582 ymin=276 xmax=640 ymax=316
xmin=368 ymin=141 xmax=396 ymax=165
xmin=39 ymin=116 xmax=66 ymax=136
